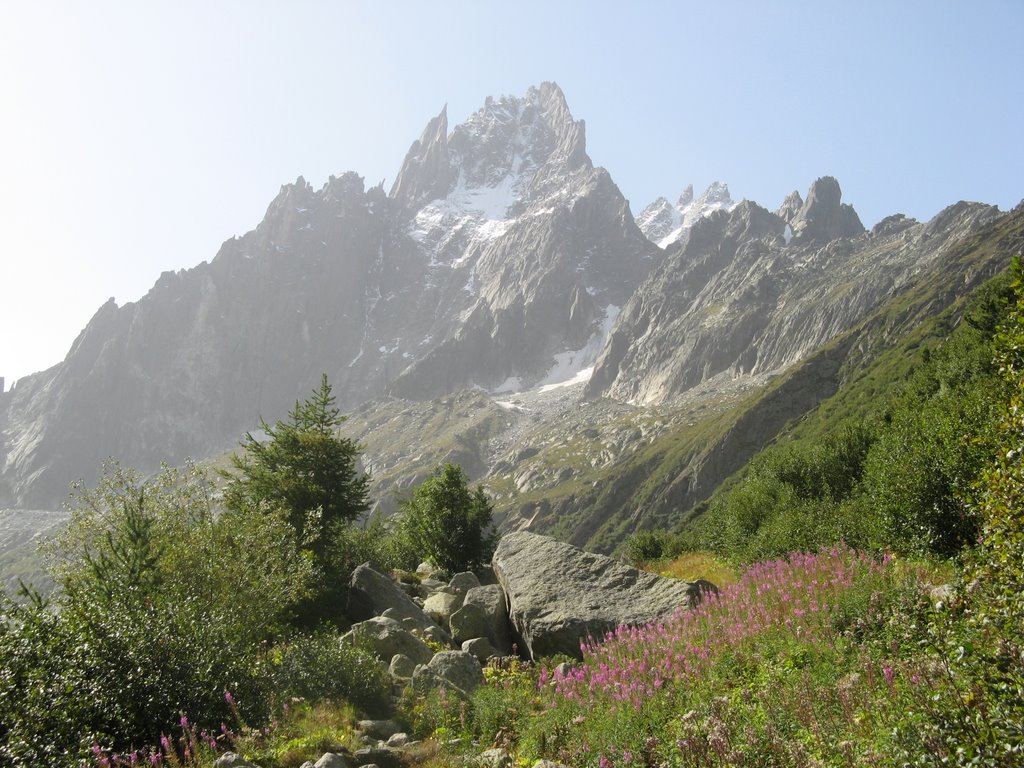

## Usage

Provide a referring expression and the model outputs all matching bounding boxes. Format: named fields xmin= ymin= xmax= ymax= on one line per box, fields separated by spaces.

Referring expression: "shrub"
xmin=269 ymin=633 xmax=391 ymax=717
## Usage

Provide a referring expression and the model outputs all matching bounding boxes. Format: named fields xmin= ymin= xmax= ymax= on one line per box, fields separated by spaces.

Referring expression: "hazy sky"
xmin=1 ymin=1 xmax=1021 ymax=386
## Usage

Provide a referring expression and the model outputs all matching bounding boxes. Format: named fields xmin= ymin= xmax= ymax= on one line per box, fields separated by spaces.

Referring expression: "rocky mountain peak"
xmin=389 ymin=105 xmax=452 ymax=208
xmin=775 ymin=190 xmax=803 ymax=224
xmin=636 ymin=181 xmax=737 ymax=248
xmin=790 ymin=176 xmax=864 ymax=245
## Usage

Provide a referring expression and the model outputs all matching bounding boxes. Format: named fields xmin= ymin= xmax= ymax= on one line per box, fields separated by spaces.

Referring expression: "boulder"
xmin=464 ymin=584 xmax=513 ymax=653
xmin=449 ymin=571 xmax=481 ymax=595
xmin=422 ymin=591 xmax=463 ymax=624
xmin=348 ymin=564 xmax=433 ymax=629
xmin=412 ymin=650 xmax=483 ymax=697
xmin=214 ymin=755 xmax=258 ymax=768
xmin=449 ymin=602 xmax=491 ymax=646
xmin=352 ymin=746 xmax=401 ymax=768
xmin=356 ymin=719 xmax=402 ymax=740
xmin=461 ymin=636 xmax=498 ymax=663
xmin=475 ymin=749 xmax=513 ymax=768
xmin=347 ymin=617 xmax=433 ymax=665
xmin=420 ymin=624 xmax=453 ymax=648
xmin=389 ymin=653 xmax=418 ymax=679
xmin=314 ymin=755 xmax=351 ymax=768
xmin=492 ymin=531 xmax=704 ymax=659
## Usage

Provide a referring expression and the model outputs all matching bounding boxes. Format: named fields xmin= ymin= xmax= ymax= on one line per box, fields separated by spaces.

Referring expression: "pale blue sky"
xmin=1 ymin=1 xmax=1021 ymax=385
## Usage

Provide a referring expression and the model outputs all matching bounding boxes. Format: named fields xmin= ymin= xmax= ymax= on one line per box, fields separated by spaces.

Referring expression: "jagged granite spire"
xmin=389 ymin=105 xmax=452 ymax=208
xmin=790 ymin=176 xmax=864 ymax=244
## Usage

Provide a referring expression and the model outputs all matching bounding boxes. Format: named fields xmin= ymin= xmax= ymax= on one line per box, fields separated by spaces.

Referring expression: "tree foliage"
xmin=223 ymin=374 xmax=369 ymax=621
xmin=692 ymin=269 xmax=1013 ymax=561
xmin=396 ymin=463 xmax=496 ymax=573
xmin=0 ymin=462 xmax=312 ymax=766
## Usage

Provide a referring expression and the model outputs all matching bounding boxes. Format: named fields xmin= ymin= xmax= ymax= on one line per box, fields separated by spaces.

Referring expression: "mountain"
xmin=0 ymin=82 xmax=658 ymax=509
xmin=635 ymin=182 xmax=736 ymax=248
xmin=0 ymin=82 xmax=1017 ymax=562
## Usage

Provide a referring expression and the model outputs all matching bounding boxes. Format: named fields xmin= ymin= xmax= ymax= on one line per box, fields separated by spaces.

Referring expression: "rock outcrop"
xmin=491 ymin=531 xmax=702 ymax=659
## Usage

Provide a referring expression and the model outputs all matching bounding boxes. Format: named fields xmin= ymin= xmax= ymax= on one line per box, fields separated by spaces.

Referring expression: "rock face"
xmin=0 ymin=81 xmax=659 ymax=509
xmin=585 ymin=181 xmax=1002 ymax=406
xmin=492 ymin=531 xmax=702 ymax=659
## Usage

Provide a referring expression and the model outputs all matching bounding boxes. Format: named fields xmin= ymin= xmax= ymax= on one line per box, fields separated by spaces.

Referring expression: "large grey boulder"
xmin=348 ymin=563 xmax=434 ymax=629
xmin=347 ymin=616 xmax=433 ymax=665
xmin=462 ymin=636 xmax=498 ymax=663
xmin=422 ymin=591 xmax=463 ymax=625
xmin=464 ymin=584 xmax=513 ymax=653
xmin=449 ymin=602 xmax=491 ymax=646
xmin=412 ymin=650 xmax=483 ymax=697
xmin=492 ymin=531 xmax=704 ymax=660
xmin=449 ymin=571 xmax=481 ymax=595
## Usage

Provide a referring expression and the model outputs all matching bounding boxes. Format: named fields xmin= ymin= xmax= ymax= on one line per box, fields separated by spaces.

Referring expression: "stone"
xmin=214 ymin=755 xmax=259 ymax=768
xmin=422 ymin=591 xmax=463 ymax=624
xmin=356 ymin=718 xmax=402 ymax=740
xmin=353 ymin=746 xmax=401 ymax=768
xmin=475 ymin=748 xmax=513 ymax=768
xmin=449 ymin=602 xmax=491 ymax=646
xmin=412 ymin=650 xmax=483 ymax=697
xmin=314 ymin=754 xmax=352 ymax=768
xmin=532 ymin=762 xmax=569 ymax=768
xmin=492 ymin=531 xmax=705 ymax=660
xmin=348 ymin=564 xmax=434 ymax=630
xmin=347 ymin=617 xmax=433 ymax=665
xmin=385 ymin=732 xmax=409 ymax=747
xmin=449 ymin=571 xmax=481 ymax=595
xmin=420 ymin=624 xmax=453 ymax=648
xmin=461 ymin=636 xmax=497 ymax=663
xmin=389 ymin=653 xmax=417 ymax=679
xmin=463 ymin=584 xmax=513 ymax=653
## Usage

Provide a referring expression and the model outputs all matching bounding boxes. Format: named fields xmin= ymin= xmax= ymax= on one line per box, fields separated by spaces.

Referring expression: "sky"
xmin=1 ymin=1 xmax=1021 ymax=387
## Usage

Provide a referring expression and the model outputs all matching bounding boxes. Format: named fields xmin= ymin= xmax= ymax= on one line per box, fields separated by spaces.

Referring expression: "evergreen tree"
xmin=397 ymin=463 xmax=496 ymax=573
xmin=223 ymin=374 xmax=369 ymax=618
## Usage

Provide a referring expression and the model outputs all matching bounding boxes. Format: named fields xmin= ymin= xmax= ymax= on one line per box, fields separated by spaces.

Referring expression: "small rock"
xmin=476 ymin=748 xmax=513 ymax=768
xmin=421 ymin=623 xmax=453 ymax=648
xmin=385 ymin=732 xmax=409 ymax=747
xmin=554 ymin=661 xmax=574 ymax=678
xmin=389 ymin=653 xmax=417 ymax=679
xmin=213 ymin=755 xmax=258 ymax=768
xmin=314 ymin=754 xmax=352 ymax=768
xmin=353 ymin=746 xmax=400 ymax=768
xmin=462 ymin=636 xmax=497 ymax=663
xmin=356 ymin=719 xmax=402 ymax=740
xmin=532 ymin=761 xmax=569 ymax=768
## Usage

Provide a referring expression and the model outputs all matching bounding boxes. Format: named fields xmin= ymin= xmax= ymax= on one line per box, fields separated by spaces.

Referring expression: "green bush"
xmin=0 ymin=462 xmax=312 ymax=765
xmin=269 ymin=633 xmax=391 ymax=717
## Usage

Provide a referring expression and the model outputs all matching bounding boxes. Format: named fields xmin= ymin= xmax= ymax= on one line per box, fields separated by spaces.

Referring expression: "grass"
xmin=640 ymin=551 xmax=739 ymax=587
